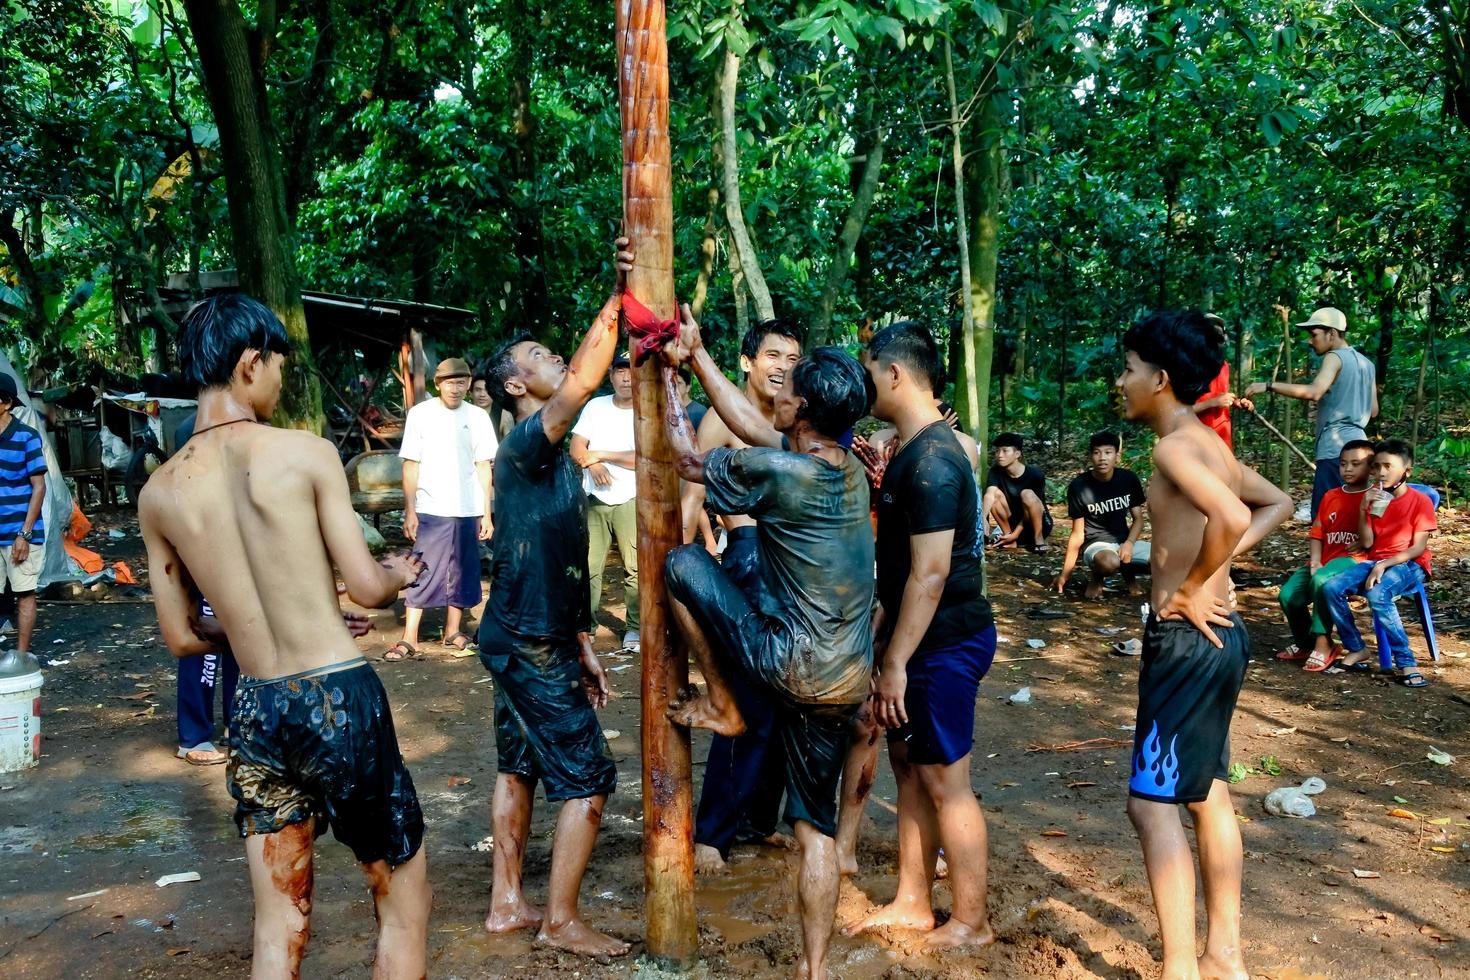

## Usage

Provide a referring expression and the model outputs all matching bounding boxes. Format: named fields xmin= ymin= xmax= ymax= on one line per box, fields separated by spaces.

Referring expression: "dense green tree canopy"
xmin=2 ymin=0 xmax=1466 ymax=483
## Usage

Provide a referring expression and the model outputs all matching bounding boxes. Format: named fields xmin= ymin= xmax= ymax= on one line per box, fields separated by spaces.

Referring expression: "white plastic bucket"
xmin=0 ymin=670 xmax=43 ymax=773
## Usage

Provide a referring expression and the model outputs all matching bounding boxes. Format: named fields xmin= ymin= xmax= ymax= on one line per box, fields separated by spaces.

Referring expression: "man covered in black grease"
xmin=660 ymin=305 xmax=874 ymax=980
xmin=475 ymin=240 xmax=634 ymax=959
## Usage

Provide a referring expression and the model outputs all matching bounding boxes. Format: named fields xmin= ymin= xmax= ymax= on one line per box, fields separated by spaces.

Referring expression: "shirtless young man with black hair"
xmin=141 ymin=294 xmax=429 ymax=979
xmin=1117 ymin=310 xmax=1291 ymax=980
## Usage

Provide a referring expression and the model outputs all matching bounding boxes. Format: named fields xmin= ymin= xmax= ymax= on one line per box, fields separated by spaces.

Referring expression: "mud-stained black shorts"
xmin=228 ymin=658 xmax=423 ymax=867
xmin=478 ymin=618 xmax=617 ymax=802
xmin=1129 ymin=613 xmax=1249 ymax=804
xmin=666 ymin=544 xmax=859 ymax=837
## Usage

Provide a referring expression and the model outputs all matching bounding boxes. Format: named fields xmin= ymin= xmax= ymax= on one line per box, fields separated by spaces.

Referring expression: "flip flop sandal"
xmin=1344 ymin=660 xmax=1376 ymax=673
xmin=1396 ymin=670 xmax=1428 ymax=688
xmin=177 ymin=742 xmax=228 ymax=766
xmin=383 ymin=640 xmax=419 ymax=662
xmin=443 ymin=632 xmax=479 ymax=657
xmin=1274 ymin=644 xmax=1310 ymax=661
xmin=1302 ymin=647 xmax=1339 ymax=672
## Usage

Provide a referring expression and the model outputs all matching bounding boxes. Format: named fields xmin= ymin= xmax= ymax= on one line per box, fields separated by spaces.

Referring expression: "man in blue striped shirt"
xmin=0 ymin=373 xmax=47 ymax=667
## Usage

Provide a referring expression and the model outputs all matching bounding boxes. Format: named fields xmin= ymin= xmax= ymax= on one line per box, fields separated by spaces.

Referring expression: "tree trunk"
xmin=811 ymin=131 xmax=885 ymax=347
xmin=1411 ymin=283 xmax=1439 ymax=449
xmin=507 ymin=8 xmax=551 ymax=332
xmin=1277 ymin=310 xmax=1293 ymax=489
xmin=956 ymin=92 xmax=1003 ymax=454
xmin=1374 ymin=261 xmax=1396 ymax=393
xmin=616 ymin=0 xmax=695 ymax=964
xmin=690 ymin=187 xmax=719 ymax=320
xmin=718 ymin=42 xmax=774 ymax=322
xmin=183 ymin=0 xmax=324 ymax=432
xmin=942 ymin=39 xmax=980 ymax=438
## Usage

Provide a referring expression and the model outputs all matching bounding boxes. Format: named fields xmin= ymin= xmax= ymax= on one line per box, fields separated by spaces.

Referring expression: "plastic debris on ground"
xmin=1008 ymin=687 xmax=1032 ymax=705
xmin=155 ymin=872 xmax=201 ymax=887
xmin=1263 ymin=776 xmax=1326 ymax=818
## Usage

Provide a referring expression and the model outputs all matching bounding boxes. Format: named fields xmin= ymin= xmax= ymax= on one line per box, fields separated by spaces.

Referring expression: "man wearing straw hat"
xmin=390 ymin=357 xmax=498 ymax=659
xmin=1242 ymin=307 xmax=1377 ymax=518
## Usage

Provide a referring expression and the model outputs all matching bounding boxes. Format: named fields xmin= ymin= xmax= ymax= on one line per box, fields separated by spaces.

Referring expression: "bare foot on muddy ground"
xmin=695 ymin=843 xmax=729 ymax=875
xmin=914 ymin=916 xmax=996 ymax=951
xmin=1197 ymin=950 xmax=1249 ymax=980
xmin=484 ymin=899 xmax=544 ymax=933
xmin=667 ymin=686 xmax=745 ymax=737
xmin=759 ymin=831 xmax=797 ymax=851
xmin=842 ymin=899 xmax=936 ymax=936
xmin=535 ymin=917 xmax=631 ymax=958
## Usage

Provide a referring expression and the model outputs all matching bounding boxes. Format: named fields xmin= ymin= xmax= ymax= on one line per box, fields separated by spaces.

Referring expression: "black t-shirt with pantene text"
xmin=703 ymin=446 xmax=874 ymax=705
xmin=876 ymin=422 xmax=993 ymax=652
xmin=1066 ymin=468 xmax=1145 ymax=545
xmin=483 ymin=410 xmax=590 ymax=643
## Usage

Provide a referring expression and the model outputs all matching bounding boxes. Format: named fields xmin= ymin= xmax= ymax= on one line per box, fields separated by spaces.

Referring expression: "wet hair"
xmin=1340 ymin=438 xmax=1376 ymax=456
xmin=741 ymin=317 xmax=804 ymax=361
xmin=1089 ymin=431 xmax=1121 ymax=452
xmin=1373 ymin=438 xmax=1414 ymax=466
xmin=791 ymin=347 xmax=872 ymax=440
xmin=484 ymin=332 xmax=535 ymax=412
xmin=676 ymin=366 xmax=693 ymax=385
xmin=176 ymin=294 xmax=292 ymax=390
xmin=868 ymin=321 xmax=942 ymax=391
xmin=993 ymin=432 xmax=1023 ymax=451
xmin=1123 ymin=309 xmax=1225 ymax=405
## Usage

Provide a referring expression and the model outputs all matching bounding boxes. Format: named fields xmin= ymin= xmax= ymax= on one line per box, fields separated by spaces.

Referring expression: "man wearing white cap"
xmin=1243 ymin=307 xmax=1377 ymax=517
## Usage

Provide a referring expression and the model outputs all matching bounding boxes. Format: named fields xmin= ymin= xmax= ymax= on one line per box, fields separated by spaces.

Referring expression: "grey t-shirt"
xmin=703 ymin=446 xmax=874 ymax=705
xmin=1316 ymin=346 xmax=1375 ymax=460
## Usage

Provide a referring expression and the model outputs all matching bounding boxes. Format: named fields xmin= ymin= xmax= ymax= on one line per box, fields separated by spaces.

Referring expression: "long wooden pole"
xmin=616 ymin=0 xmax=697 ymax=966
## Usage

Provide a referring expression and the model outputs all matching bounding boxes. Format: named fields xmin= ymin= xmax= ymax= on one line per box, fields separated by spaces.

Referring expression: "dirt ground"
xmin=2 ymin=500 xmax=1468 ymax=980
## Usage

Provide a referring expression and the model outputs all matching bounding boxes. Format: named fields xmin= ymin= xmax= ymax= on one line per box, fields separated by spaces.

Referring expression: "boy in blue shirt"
xmin=0 ymin=373 xmax=47 ymax=673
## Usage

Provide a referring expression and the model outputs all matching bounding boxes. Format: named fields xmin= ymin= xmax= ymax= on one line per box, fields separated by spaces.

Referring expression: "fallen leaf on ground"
xmin=447 ymin=776 xmax=472 ymax=788
xmin=1428 ymin=817 xmax=1452 ymax=825
xmin=1387 ymin=808 xmax=1418 ymax=820
xmin=114 ymin=691 xmax=154 ymax=700
xmin=1430 ymin=846 xmax=1456 ymax=854
xmin=166 ymin=948 xmax=191 ymax=956
xmin=1066 ymin=781 xmax=1097 ymax=788
xmin=1351 ymin=868 xmax=1381 ymax=879
xmin=1419 ymin=925 xmax=1455 ymax=942
xmin=1040 ymin=830 xmax=1068 ymax=837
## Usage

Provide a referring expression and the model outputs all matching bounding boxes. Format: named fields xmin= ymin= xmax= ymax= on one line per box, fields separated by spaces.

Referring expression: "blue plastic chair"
xmin=1372 ymin=483 xmax=1441 ymax=670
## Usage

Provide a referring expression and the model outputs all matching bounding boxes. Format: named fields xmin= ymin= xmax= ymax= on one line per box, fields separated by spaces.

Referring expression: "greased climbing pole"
xmin=616 ymin=0 xmax=697 ymax=966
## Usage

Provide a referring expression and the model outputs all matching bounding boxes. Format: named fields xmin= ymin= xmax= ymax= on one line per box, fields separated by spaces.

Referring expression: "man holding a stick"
xmin=1241 ymin=307 xmax=1377 ymax=517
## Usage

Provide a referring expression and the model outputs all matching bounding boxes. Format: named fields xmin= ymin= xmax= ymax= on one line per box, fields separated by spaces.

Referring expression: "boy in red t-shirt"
xmin=1192 ymin=361 xmax=1234 ymax=448
xmin=1321 ymin=439 xmax=1437 ymax=685
xmin=1275 ymin=440 xmax=1375 ymax=670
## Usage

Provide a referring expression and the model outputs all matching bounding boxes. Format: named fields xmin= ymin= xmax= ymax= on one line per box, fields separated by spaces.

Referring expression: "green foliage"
xmin=1 ymin=0 xmax=1465 ymax=459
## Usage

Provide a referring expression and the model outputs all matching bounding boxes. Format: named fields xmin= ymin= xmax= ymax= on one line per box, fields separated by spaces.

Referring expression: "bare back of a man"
xmin=141 ymin=294 xmax=429 ymax=980
xmin=145 ymin=426 xmax=371 ymax=679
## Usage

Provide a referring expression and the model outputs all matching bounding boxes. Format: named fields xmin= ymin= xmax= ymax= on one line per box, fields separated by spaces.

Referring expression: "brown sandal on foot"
xmin=384 ymin=640 xmax=420 ymax=662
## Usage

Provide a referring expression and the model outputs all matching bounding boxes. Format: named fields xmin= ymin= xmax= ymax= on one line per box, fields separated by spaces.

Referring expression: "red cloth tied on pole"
xmin=621 ymin=290 xmax=678 ymax=365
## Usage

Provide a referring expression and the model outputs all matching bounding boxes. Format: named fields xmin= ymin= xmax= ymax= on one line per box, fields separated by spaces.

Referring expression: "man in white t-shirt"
xmin=570 ymin=353 xmax=640 ymax=650
xmin=391 ymin=357 xmax=498 ymax=659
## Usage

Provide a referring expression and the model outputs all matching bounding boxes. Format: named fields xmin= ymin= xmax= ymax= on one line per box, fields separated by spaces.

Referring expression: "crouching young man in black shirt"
xmin=846 ymin=322 xmax=997 ymax=951
xmin=661 ymin=306 xmax=874 ymax=980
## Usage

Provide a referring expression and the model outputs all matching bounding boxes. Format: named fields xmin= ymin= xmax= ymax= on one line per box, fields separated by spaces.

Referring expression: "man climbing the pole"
xmin=476 ymin=240 xmax=635 ymax=958
xmin=661 ymin=306 xmax=874 ymax=980
xmin=1117 ymin=310 xmax=1291 ymax=980
xmin=682 ymin=318 xmax=804 ymax=875
xmin=1240 ymin=307 xmax=1377 ymax=518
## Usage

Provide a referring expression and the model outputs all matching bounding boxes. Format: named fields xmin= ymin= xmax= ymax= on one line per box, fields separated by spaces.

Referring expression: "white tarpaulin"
xmin=0 ymin=352 xmax=80 ymax=588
